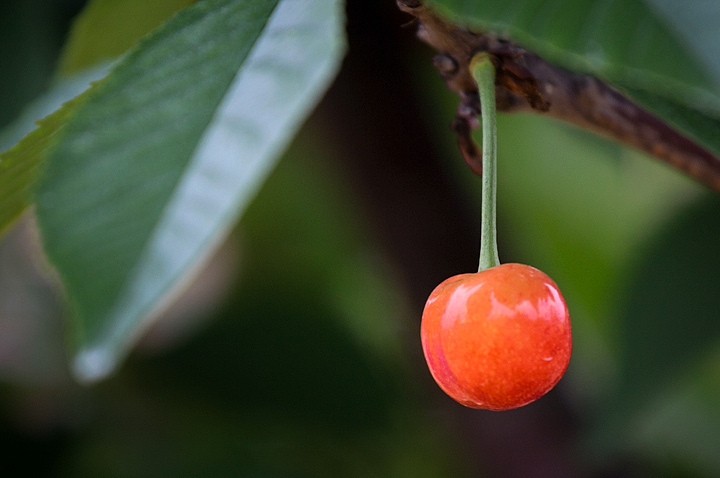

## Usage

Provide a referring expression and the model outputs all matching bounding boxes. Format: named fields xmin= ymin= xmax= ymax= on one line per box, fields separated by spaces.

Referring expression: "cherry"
xmin=419 ymin=54 xmax=571 ymax=409
xmin=421 ymin=263 xmax=571 ymax=410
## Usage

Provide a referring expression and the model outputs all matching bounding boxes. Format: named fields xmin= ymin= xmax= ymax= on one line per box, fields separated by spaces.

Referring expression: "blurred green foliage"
xmin=2 ymin=0 xmax=720 ymax=477
xmin=58 ymin=0 xmax=195 ymax=74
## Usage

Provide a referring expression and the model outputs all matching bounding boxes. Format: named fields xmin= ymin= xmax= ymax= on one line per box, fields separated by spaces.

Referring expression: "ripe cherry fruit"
xmin=421 ymin=263 xmax=572 ymax=410
xmin=420 ymin=53 xmax=572 ymax=410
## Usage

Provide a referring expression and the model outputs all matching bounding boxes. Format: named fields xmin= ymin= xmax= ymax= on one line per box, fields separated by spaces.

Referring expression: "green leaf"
xmin=641 ymin=0 xmax=720 ymax=102
xmin=35 ymin=0 xmax=346 ymax=382
xmin=0 ymin=102 xmax=75 ymax=235
xmin=0 ymin=70 xmax=107 ymax=236
xmin=58 ymin=0 xmax=197 ymax=74
xmin=423 ymin=0 xmax=720 ymax=117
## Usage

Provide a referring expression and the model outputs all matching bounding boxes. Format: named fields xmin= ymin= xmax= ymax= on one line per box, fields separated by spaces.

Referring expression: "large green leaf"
xmin=423 ymin=0 xmax=720 ymax=117
xmin=641 ymin=0 xmax=720 ymax=101
xmin=35 ymin=0 xmax=346 ymax=382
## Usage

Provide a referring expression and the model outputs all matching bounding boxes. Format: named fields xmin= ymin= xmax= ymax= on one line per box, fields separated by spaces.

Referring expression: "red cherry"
xmin=421 ymin=263 xmax=572 ymax=410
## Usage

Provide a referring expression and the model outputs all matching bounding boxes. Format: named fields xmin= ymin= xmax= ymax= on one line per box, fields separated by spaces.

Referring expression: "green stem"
xmin=470 ymin=53 xmax=500 ymax=272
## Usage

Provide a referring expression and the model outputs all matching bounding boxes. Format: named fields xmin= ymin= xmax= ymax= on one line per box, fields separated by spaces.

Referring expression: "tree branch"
xmin=398 ymin=0 xmax=720 ymax=192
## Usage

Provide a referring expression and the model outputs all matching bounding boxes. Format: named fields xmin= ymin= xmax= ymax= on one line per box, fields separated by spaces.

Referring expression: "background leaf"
xmin=423 ymin=0 xmax=720 ymax=115
xmin=626 ymin=348 xmax=720 ymax=476
xmin=35 ymin=0 xmax=346 ymax=382
xmin=58 ymin=0 xmax=197 ymax=74
xmin=0 ymin=65 xmax=111 ymax=154
xmin=0 ymin=0 xmax=192 ymax=239
xmin=0 ymin=0 xmax=76 ymax=128
xmin=423 ymin=0 xmax=720 ymax=159
xmin=584 ymin=194 xmax=720 ymax=473
xmin=0 ymin=0 xmax=185 ymax=237
xmin=641 ymin=0 xmax=720 ymax=99
xmin=0 ymin=82 xmax=101 ymax=237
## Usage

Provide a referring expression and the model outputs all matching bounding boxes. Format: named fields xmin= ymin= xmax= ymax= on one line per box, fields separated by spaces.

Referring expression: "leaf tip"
xmin=72 ymin=347 xmax=117 ymax=384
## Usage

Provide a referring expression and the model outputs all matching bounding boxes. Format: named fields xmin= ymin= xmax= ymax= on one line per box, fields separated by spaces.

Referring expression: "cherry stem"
xmin=471 ymin=53 xmax=500 ymax=272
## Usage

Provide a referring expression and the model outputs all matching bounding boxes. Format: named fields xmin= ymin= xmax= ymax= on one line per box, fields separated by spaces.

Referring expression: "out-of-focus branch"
xmin=398 ymin=0 xmax=720 ymax=192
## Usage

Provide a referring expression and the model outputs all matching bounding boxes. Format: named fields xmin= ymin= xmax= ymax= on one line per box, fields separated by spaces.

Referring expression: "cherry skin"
xmin=421 ymin=263 xmax=572 ymax=410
